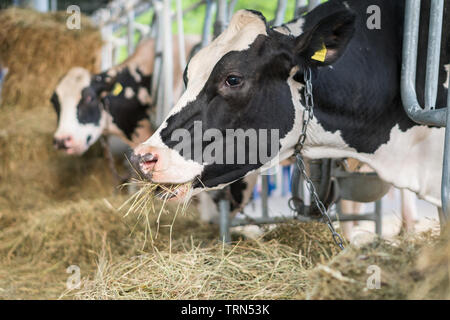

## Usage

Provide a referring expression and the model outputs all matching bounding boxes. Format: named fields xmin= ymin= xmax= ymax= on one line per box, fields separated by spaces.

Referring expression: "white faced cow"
xmin=132 ymin=0 xmax=450 ymax=226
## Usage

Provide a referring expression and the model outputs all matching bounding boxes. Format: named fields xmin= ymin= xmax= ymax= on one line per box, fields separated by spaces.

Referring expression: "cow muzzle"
xmin=53 ymin=136 xmax=72 ymax=151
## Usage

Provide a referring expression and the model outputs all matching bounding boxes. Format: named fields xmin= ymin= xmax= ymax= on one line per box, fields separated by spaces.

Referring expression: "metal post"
xmin=227 ymin=0 xmax=238 ymax=22
xmin=274 ymin=0 xmax=288 ymax=26
xmin=127 ymin=10 xmax=136 ymax=56
xmin=374 ymin=199 xmax=382 ymax=235
xmin=31 ymin=0 xmax=48 ymax=12
xmin=261 ymin=176 xmax=269 ymax=219
xmin=425 ymin=0 xmax=444 ymax=110
xmin=219 ymin=200 xmax=231 ymax=243
xmin=101 ymin=24 xmax=114 ymax=71
xmin=401 ymin=0 xmax=449 ymax=224
xmin=202 ymin=0 xmax=216 ymax=47
xmin=441 ymin=91 xmax=450 ymax=224
xmin=294 ymin=0 xmax=308 ymax=18
xmin=214 ymin=0 xmax=228 ymax=38
xmin=162 ymin=0 xmax=174 ymax=118
xmin=153 ymin=2 xmax=164 ymax=125
xmin=308 ymin=0 xmax=321 ymax=11
xmin=50 ymin=0 xmax=57 ymax=11
xmin=401 ymin=0 xmax=447 ymax=127
xmin=176 ymin=0 xmax=187 ymax=73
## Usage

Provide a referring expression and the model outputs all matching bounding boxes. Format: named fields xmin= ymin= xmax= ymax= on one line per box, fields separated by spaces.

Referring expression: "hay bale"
xmin=0 ymin=8 xmax=102 ymax=110
xmin=70 ymin=240 xmax=309 ymax=300
xmin=263 ymin=221 xmax=342 ymax=268
xmin=65 ymin=221 xmax=346 ymax=300
xmin=0 ymin=196 xmax=214 ymax=299
xmin=0 ymin=197 xmax=133 ymax=299
xmin=409 ymin=226 xmax=450 ymax=299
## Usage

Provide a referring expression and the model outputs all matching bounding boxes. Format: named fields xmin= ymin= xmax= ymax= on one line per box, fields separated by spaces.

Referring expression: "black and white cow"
xmin=51 ymin=36 xmax=199 ymax=155
xmin=132 ymin=0 xmax=449 ymax=222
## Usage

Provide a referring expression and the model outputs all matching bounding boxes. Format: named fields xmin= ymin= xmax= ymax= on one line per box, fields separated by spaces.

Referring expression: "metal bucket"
xmin=334 ymin=171 xmax=391 ymax=203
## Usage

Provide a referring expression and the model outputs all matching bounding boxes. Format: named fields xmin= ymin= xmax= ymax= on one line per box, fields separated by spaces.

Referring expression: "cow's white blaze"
xmin=54 ymin=67 xmax=106 ymax=155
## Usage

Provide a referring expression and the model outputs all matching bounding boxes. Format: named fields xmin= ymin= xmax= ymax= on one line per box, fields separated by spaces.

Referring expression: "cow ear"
xmin=295 ymin=9 xmax=356 ymax=67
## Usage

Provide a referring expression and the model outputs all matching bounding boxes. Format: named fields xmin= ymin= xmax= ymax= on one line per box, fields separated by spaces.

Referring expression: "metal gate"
xmin=401 ymin=0 xmax=449 ymax=224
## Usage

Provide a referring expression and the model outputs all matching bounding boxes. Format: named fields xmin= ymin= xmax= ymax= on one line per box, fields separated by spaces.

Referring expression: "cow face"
xmin=132 ymin=9 xmax=355 ymax=195
xmin=51 ymin=67 xmax=112 ymax=155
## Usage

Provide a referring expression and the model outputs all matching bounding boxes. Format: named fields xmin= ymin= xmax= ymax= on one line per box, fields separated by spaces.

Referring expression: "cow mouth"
xmin=139 ymin=156 xmax=158 ymax=175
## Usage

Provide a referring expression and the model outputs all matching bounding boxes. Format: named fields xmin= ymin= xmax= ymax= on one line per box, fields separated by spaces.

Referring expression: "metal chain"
xmin=293 ymin=68 xmax=345 ymax=251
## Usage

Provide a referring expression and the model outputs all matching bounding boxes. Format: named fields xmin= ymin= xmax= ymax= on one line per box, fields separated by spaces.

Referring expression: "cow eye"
xmin=225 ymin=75 xmax=243 ymax=87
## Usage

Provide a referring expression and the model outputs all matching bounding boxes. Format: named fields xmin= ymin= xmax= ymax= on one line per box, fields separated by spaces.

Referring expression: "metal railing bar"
xmin=401 ymin=0 xmax=447 ymax=127
xmin=425 ymin=0 xmax=444 ymax=110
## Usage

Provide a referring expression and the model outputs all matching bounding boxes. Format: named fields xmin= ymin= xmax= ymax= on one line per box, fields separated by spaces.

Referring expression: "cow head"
xmin=51 ymin=67 xmax=114 ymax=155
xmin=132 ymin=9 xmax=355 ymax=196
xmin=51 ymin=66 xmax=152 ymax=155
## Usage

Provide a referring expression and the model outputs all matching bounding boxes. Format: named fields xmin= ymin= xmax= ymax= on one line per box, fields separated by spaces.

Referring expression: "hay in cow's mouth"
xmin=119 ymin=178 xmax=193 ymax=250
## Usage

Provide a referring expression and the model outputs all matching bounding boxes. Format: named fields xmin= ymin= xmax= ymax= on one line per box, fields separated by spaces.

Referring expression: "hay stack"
xmin=305 ymin=232 xmax=441 ymax=300
xmin=67 ymin=222 xmax=343 ymax=300
xmin=409 ymin=226 xmax=450 ymax=299
xmin=0 ymin=196 xmax=217 ymax=299
xmin=0 ymin=8 xmax=102 ymax=110
xmin=263 ymin=221 xmax=342 ymax=268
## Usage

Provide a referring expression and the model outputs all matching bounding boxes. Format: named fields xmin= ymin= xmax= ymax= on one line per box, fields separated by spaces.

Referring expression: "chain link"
xmin=293 ymin=68 xmax=345 ymax=251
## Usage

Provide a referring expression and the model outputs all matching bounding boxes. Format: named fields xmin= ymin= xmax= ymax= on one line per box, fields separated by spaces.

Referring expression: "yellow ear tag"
xmin=112 ymin=83 xmax=123 ymax=96
xmin=311 ymin=43 xmax=327 ymax=62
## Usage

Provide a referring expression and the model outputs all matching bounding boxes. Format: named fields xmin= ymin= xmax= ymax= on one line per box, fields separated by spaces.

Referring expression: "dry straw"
xmin=0 ymin=8 xmax=102 ymax=110
xmin=119 ymin=174 xmax=194 ymax=253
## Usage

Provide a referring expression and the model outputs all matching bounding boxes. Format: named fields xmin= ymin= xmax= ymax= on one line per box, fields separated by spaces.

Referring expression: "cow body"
xmin=132 ymin=0 xmax=449 ymax=214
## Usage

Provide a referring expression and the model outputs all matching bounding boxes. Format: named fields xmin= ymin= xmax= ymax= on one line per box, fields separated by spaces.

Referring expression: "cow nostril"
xmin=53 ymin=138 xmax=68 ymax=150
